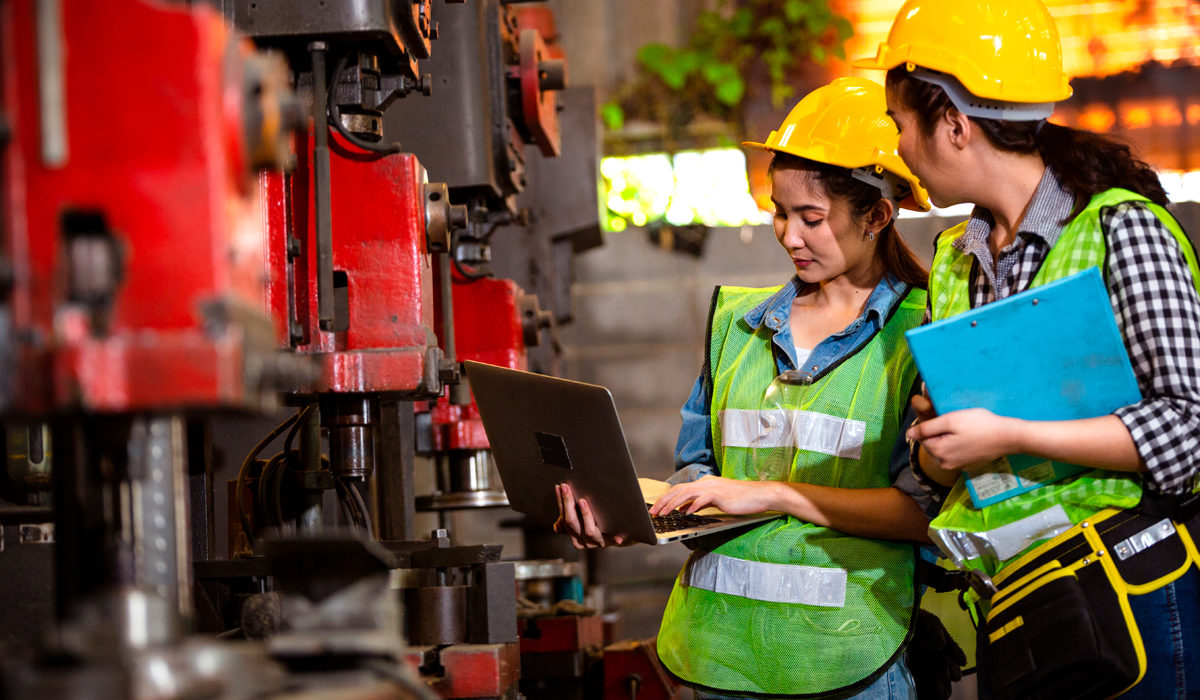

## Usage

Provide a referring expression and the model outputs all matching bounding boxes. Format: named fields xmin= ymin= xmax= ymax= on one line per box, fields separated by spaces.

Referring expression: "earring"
xmin=866 ymin=230 xmax=876 ymax=241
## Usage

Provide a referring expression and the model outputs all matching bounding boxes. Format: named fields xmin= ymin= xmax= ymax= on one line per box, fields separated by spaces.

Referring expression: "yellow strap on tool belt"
xmin=978 ymin=507 xmax=1200 ymax=698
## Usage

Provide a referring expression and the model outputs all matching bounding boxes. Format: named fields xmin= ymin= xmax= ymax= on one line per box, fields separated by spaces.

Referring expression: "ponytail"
xmin=885 ymin=67 xmax=1167 ymax=218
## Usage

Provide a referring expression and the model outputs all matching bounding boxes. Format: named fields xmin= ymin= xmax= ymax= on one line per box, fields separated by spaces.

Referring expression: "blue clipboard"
xmin=904 ymin=267 xmax=1142 ymax=507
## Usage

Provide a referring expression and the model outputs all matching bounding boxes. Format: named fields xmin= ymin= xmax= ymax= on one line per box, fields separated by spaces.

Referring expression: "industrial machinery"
xmin=0 ymin=0 xmax=668 ymax=696
xmin=391 ymin=0 xmax=602 ymax=523
xmin=0 ymin=0 xmax=312 ymax=695
xmin=204 ymin=1 xmax=584 ymax=698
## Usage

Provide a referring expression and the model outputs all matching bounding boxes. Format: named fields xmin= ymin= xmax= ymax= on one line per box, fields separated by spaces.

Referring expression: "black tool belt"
xmin=972 ymin=492 xmax=1200 ymax=700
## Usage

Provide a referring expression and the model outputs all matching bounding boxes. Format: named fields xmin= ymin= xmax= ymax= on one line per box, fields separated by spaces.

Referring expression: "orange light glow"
xmin=1154 ymin=104 xmax=1183 ymax=127
xmin=1078 ymin=106 xmax=1116 ymax=132
xmin=1122 ymin=106 xmax=1153 ymax=129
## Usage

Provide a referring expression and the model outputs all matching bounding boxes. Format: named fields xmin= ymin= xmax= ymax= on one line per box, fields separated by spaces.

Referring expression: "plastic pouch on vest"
xmin=730 ymin=371 xmax=871 ymax=482
xmin=735 ymin=373 xmax=809 ymax=482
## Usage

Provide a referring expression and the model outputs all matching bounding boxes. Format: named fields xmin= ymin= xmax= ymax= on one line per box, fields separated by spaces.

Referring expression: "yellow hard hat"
xmin=854 ymin=0 xmax=1071 ymax=119
xmin=743 ymin=77 xmax=930 ymax=212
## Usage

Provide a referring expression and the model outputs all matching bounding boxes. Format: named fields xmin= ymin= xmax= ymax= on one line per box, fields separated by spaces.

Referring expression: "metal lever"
xmin=310 ymin=42 xmax=337 ymax=332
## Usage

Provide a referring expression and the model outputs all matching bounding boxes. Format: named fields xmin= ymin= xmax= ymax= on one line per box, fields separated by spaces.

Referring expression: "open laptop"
xmin=464 ymin=360 xmax=780 ymax=545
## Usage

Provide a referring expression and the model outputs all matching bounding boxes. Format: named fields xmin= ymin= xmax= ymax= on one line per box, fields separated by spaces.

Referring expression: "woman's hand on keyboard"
xmin=553 ymin=482 xmax=628 ymax=549
xmin=649 ymin=476 xmax=781 ymax=517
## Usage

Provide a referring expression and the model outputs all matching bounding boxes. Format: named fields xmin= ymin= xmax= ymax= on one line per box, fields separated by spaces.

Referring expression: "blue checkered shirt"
xmin=916 ymin=167 xmax=1200 ymax=497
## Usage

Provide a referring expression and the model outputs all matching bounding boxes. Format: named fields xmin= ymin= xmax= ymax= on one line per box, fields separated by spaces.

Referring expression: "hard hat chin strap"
xmin=908 ymin=67 xmax=1056 ymax=122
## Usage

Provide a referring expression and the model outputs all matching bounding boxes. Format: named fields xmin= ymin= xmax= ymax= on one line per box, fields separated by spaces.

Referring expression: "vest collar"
xmin=955 ymin=166 xmax=1075 ymax=257
xmin=743 ymin=273 xmax=909 ymax=333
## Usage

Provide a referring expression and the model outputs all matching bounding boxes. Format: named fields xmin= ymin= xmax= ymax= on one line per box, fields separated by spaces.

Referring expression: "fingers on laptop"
xmin=556 ymin=483 xmax=607 ymax=549
xmin=651 ymin=485 xmax=695 ymax=516
xmin=578 ymin=496 xmax=606 ymax=547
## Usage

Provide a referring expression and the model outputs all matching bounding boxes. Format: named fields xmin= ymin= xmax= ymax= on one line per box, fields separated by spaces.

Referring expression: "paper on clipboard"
xmin=904 ymin=267 xmax=1142 ymax=507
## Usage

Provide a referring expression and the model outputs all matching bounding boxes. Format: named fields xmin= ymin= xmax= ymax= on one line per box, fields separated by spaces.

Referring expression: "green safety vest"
xmin=927 ymin=188 xmax=1200 ymax=576
xmin=657 ymin=282 xmax=927 ymax=697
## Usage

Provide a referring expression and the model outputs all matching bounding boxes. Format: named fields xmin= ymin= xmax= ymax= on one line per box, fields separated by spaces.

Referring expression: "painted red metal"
xmin=513 ymin=7 xmax=564 ymax=60
xmin=0 ymin=0 xmax=279 ymax=414
xmin=404 ymin=642 xmax=521 ymax=698
xmin=517 ymin=28 xmax=562 ymax=157
xmin=420 ymin=272 xmax=530 ymax=450
xmin=518 ymin=614 xmax=604 ymax=655
xmin=602 ymin=639 xmax=680 ymax=700
xmin=434 ymin=273 xmax=528 ymax=372
xmin=261 ymin=130 xmax=438 ymax=396
xmin=426 ymin=401 xmax=488 ymax=451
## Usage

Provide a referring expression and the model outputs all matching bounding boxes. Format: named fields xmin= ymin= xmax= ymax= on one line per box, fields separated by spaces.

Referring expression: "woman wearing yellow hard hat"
xmin=556 ymin=77 xmax=949 ymax=699
xmin=859 ymin=1 xmax=1200 ymax=698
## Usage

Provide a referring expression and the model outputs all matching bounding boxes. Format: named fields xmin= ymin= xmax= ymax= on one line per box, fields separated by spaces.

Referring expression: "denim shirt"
xmin=671 ymin=273 xmax=928 ymax=508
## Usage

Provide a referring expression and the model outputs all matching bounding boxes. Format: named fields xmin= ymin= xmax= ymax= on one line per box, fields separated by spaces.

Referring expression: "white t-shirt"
xmin=794 ymin=346 xmax=811 ymax=370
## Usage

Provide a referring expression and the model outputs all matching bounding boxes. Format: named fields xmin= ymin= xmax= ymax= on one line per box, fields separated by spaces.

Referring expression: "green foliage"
xmin=606 ymin=0 xmax=854 ymax=132
xmin=600 ymin=101 xmax=625 ymax=131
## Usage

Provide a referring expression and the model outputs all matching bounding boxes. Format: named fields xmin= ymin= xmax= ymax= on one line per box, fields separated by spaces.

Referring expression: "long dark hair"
xmin=885 ymin=67 xmax=1167 ymax=218
xmin=769 ymin=152 xmax=928 ymax=288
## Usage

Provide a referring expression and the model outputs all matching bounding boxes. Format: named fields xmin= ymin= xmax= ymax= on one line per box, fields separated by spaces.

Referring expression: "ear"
xmin=867 ymin=198 xmax=895 ymax=236
xmin=942 ymin=107 xmax=972 ymax=150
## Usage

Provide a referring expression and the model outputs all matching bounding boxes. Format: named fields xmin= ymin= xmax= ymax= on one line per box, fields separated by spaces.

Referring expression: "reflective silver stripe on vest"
xmin=932 ymin=504 xmax=1074 ymax=569
xmin=719 ymin=409 xmax=866 ymax=459
xmin=682 ymin=551 xmax=848 ymax=608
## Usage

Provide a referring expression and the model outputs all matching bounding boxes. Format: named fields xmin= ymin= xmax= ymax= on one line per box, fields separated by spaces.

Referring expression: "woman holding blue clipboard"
xmin=858 ymin=0 xmax=1200 ymax=697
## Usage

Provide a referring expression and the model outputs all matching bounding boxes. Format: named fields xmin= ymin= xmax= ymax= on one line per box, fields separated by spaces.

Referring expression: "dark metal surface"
xmin=52 ymin=417 xmax=120 ymax=619
xmin=405 ymin=585 xmax=468 ymax=644
xmin=298 ymin=405 xmax=324 ymax=533
xmin=310 ymin=43 xmax=337 ymax=334
xmin=193 ymin=556 xmax=274 ymax=580
xmin=415 ymin=490 xmax=510 ymax=511
xmin=262 ymin=536 xmax=390 ymax=602
xmin=384 ymin=0 xmax=521 ymax=209
xmin=324 ymin=395 xmax=376 ymax=478
xmin=438 ymin=253 xmax=471 ymax=406
xmin=373 ymin=399 xmax=416 ymax=541
xmin=187 ymin=420 xmax=215 ymax=562
xmin=229 ymin=0 xmax=418 ymax=79
xmin=0 ymin=505 xmax=52 ymax=524
xmin=374 ymin=540 xmax=502 ymax=569
xmin=469 ymin=561 xmax=517 ymax=644
xmin=489 ymin=86 xmax=603 ymax=341
xmin=0 ymin=525 xmax=54 ymax=646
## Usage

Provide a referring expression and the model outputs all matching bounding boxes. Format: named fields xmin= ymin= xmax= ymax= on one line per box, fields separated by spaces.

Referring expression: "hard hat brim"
xmin=741 ymin=141 xmax=931 ymax=213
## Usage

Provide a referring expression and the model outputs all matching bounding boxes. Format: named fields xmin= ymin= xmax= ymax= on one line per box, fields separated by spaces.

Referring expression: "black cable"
xmin=347 ymin=479 xmax=374 ymax=540
xmin=333 ymin=476 xmax=353 ymax=529
xmin=256 ymin=454 xmax=279 ymax=528
xmin=333 ymin=476 xmax=364 ymax=534
xmin=283 ymin=404 xmax=314 ymax=458
xmin=452 ymin=256 xmax=490 ymax=281
xmin=235 ymin=412 xmax=302 ymax=555
xmin=328 ymin=52 xmax=402 ymax=156
xmin=269 ymin=451 xmax=290 ymax=528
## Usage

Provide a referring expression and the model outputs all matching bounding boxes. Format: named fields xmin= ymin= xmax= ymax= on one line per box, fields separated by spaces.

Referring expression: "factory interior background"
xmin=1 ymin=0 xmax=1198 ymax=698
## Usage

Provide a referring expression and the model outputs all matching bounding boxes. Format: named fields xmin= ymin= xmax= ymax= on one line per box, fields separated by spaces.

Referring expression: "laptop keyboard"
xmin=647 ymin=503 xmax=721 ymax=533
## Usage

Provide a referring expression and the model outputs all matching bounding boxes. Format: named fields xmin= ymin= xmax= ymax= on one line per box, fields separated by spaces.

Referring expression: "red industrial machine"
xmin=0 ymin=0 xmax=629 ymax=697
xmin=0 ymin=0 xmax=309 ymax=695
xmin=1 ymin=0 xmax=296 ymax=417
